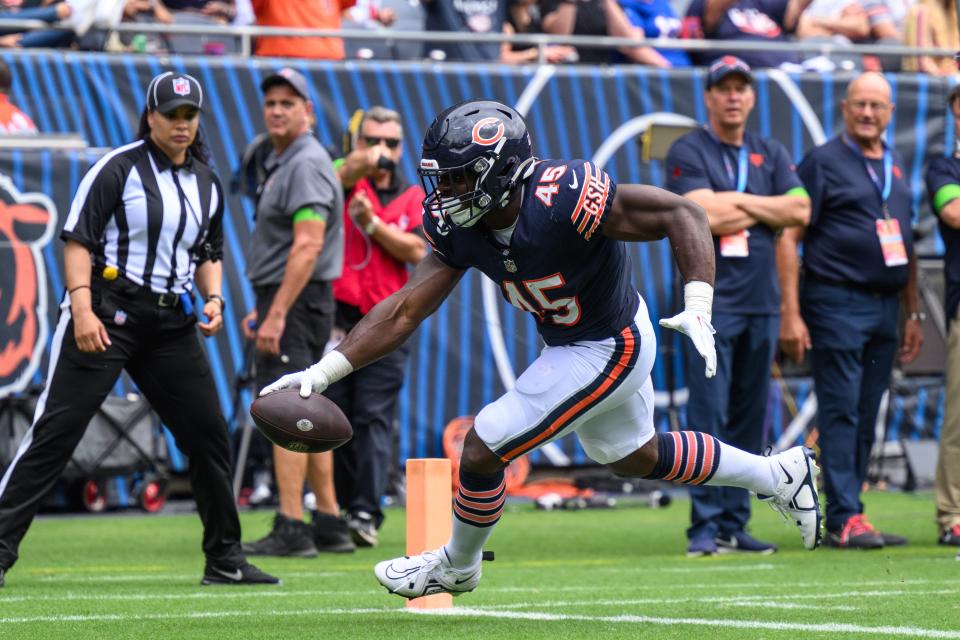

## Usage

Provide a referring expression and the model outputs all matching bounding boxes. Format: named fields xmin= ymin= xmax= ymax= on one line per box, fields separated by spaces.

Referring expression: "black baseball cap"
xmin=261 ymin=67 xmax=310 ymax=101
xmin=146 ymin=72 xmax=203 ymax=113
xmin=706 ymin=56 xmax=754 ymax=89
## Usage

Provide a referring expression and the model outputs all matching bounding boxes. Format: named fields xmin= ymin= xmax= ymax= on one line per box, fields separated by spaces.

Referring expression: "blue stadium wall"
xmin=0 ymin=51 xmax=955 ymax=470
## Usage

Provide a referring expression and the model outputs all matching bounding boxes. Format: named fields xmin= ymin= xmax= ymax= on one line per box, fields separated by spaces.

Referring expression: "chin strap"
xmin=497 ymin=156 xmax=537 ymax=208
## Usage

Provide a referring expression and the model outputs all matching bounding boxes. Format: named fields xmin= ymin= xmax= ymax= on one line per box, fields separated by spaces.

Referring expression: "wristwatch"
xmin=206 ymin=294 xmax=225 ymax=310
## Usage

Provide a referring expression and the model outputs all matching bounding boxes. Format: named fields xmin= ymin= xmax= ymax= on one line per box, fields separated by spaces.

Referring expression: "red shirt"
xmin=252 ymin=0 xmax=356 ymax=60
xmin=333 ymin=177 xmax=424 ymax=314
xmin=0 ymin=95 xmax=37 ymax=135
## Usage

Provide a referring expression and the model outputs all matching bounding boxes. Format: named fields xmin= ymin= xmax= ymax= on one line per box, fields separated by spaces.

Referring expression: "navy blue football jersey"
xmin=422 ymin=159 xmax=639 ymax=346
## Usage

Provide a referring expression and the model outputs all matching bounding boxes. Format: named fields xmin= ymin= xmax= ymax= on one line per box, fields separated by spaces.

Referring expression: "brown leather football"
xmin=250 ymin=390 xmax=352 ymax=453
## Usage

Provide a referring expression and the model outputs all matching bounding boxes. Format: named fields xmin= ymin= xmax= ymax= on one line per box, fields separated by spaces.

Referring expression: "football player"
xmin=262 ymin=99 xmax=823 ymax=599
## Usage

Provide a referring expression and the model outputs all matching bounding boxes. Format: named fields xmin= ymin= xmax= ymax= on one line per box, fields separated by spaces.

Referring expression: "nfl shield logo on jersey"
xmin=503 ymin=259 xmax=517 ymax=273
xmin=113 ymin=309 xmax=127 ymax=326
xmin=172 ymin=78 xmax=191 ymax=96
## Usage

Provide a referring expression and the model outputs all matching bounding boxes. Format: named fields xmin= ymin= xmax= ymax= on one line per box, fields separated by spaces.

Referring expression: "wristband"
xmin=907 ymin=311 xmax=926 ymax=322
xmin=684 ymin=281 xmax=713 ymax=319
xmin=364 ymin=215 xmax=381 ymax=235
xmin=68 ymin=284 xmax=91 ymax=295
xmin=309 ymin=350 xmax=354 ymax=386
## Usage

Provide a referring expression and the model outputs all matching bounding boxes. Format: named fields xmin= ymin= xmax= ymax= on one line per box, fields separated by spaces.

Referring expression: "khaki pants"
xmin=936 ymin=311 xmax=960 ymax=530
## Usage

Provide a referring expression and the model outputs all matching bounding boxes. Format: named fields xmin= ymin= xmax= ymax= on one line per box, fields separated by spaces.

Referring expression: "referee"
xmin=0 ymin=72 xmax=278 ymax=587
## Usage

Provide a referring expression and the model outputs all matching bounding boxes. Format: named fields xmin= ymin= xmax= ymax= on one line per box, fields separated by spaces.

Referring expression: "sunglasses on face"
xmin=363 ymin=136 xmax=401 ymax=149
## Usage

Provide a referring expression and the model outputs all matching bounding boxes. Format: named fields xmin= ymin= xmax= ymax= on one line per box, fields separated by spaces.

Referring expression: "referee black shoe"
xmin=200 ymin=561 xmax=281 ymax=586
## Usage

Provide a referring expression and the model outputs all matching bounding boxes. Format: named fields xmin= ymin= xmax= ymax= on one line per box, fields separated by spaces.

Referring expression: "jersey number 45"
xmin=502 ymin=273 xmax=581 ymax=326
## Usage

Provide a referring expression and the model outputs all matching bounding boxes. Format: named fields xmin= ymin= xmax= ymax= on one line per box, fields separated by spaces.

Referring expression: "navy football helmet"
xmin=419 ymin=99 xmax=535 ymax=232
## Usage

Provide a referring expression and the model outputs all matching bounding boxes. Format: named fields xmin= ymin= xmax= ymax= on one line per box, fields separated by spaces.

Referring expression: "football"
xmin=250 ymin=389 xmax=352 ymax=453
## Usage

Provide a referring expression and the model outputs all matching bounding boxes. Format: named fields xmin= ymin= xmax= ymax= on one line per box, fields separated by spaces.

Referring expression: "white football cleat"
xmin=374 ymin=548 xmax=480 ymax=599
xmin=759 ymin=446 xmax=823 ymax=550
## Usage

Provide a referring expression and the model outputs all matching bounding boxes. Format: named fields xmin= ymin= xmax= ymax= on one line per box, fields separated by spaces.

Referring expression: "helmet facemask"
xmin=420 ymin=138 xmax=535 ymax=234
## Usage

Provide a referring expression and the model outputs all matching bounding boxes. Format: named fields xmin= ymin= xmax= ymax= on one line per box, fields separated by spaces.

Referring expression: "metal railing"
xmin=0 ymin=18 xmax=956 ymax=65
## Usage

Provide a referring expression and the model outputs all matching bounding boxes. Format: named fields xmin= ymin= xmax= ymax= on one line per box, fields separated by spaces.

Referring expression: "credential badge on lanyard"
xmin=718 ymin=144 xmax=750 ymax=258
xmin=843 ymin=135 xmax=907 ymax=268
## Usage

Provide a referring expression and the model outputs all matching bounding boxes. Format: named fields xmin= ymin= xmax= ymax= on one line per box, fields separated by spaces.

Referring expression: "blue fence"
xmin=0 ymin=52 xmax=954 ymax=469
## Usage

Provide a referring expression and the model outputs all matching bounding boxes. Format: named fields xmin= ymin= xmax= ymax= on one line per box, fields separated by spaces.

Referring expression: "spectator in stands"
xmin=778 ymin=72 xmax=921 ymax=549
xmin=665 ymin=56 xmax=810 ymax=558
xmin=253 ymin=0 xmax=355 ymax=59
xmin=794 ymin=0 xmax=871 ymax=44
xmin=540 ymin=0 xmax=670 ymax=66
xmin=682 ymin=0 xmax=808 ymax=68
xmin=0 ymin=59 xmax=37 ymax=134
xmin=162 ymin=0 xmax=235 ymax=22
xmin=901 ymin=0 xmax=959 ymax=75
xmin=501 ymin=0 xmax=576 ymax=63
xmin=618 ymin=0 xmax=691 ymax=67
xmin=240 ymin=68 xmax=353 ymax=557
xmin=422 ymin=0 xmax=507 ymax=62
xmin=0 ymin=0 xmax=123 ymax=48
xmin=327 ymin=106 xmax=426 ymax=547
xmin=927 ymin=84 xmax=960 ymax=551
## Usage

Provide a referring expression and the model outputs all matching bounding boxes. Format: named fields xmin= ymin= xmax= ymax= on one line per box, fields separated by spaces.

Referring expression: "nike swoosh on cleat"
xmin=453 ymin=572 xmax=478 ymax=585
xmin=384 ymin=564 xmax=422 ymax=580
xmin=778 ymin=463 xmax=794 ymax=485
xmin=211 ymin=567 xmax=243 ymax=581
xmin=568 ymin=171 xmax=578 ymax=190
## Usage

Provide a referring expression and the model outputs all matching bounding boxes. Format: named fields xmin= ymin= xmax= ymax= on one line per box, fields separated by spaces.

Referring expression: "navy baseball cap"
xmin=261 ymin=67 xmax=310 ymax=101
xmin=146 ymin=72 xmax=203 ymax=113
xmin=706 ymin=56 xmax=754 ymax=89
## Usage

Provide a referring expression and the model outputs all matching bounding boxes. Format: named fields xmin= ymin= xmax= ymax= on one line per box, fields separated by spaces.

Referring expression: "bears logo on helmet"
xmin=0 ymin=174 xmax=57 ymax=397
xmin=419 ymin=99 xmax=536 ymax=233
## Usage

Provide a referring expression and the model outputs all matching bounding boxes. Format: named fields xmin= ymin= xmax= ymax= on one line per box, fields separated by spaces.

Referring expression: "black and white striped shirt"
xmin=61 ymin=138 xmax=224 ymax=294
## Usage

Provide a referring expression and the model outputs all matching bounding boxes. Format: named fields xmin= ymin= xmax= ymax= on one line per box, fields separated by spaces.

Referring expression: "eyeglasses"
xmin=363 ymin=136 xmax=401 ymax=149
xmin=848 ymin=100 xmax=890 ymax=113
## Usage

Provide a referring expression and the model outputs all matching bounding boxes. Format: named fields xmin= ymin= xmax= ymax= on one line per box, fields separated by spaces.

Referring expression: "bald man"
xmin=777 ymin=72 xmax=922 ymax=549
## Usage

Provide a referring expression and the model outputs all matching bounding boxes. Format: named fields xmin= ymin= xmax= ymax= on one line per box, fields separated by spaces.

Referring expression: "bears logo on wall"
xmin=0 ymin=174 xmax=56 ymax=398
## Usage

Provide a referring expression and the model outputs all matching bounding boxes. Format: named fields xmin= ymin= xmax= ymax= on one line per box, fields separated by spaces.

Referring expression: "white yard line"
xmin=3 ymin=603 xmax=959 ymax=638
xmin=720 ymin=602 xmax=857 ymax=611
xmin=35 ymin=570 xmax=345 ymax=582
xmin=472 ymin=588 xmax=957 ymax=610
xmin=415 ymin=608 xmax=960 ymax=639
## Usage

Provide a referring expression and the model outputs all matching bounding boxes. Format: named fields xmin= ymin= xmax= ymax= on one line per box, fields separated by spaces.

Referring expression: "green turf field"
xmin=1 ymin=490 xmax=957 ymax=639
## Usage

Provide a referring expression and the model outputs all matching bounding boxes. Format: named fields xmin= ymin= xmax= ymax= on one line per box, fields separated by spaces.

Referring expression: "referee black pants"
xmin=0 ymin=282 xmax=243 ymax=571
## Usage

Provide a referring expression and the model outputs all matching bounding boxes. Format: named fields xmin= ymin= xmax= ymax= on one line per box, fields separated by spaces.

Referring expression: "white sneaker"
xmin=758 ymin=446 xmax=823 ymax=550
xmin=374 ymin=548 xmax=480 ymax=599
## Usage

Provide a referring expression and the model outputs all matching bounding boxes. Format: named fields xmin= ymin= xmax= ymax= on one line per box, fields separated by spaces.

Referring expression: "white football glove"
xmin=259 ymin=351 xmax=354 ymax=399
xmin=658 ymin=280 xmax=717 ymax=378
xmin=659 ymin=310 xmax=717 ymax=378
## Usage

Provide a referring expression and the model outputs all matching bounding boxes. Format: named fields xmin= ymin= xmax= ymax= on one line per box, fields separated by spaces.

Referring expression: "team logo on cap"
xmin=172 ymin=78 xmax=191 ymax=96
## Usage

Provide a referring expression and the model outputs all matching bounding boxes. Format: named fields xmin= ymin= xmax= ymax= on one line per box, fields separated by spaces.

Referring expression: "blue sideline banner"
xmin=0 ymin=52 xmax=955 ymax=468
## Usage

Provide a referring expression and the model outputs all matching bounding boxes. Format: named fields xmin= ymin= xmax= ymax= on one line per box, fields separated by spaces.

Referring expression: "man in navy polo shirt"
xmin=666 ymin=56 xmax=811 ymax=557
xmin=779 ymin=72 xmax=923 ymax=549
xmin=927 ymin=84 xmax=960 ymax=551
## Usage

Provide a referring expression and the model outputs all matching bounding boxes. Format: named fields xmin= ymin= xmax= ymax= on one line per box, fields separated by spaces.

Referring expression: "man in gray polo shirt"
xmin=241 ymin=67 xmax=353 ymax=557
